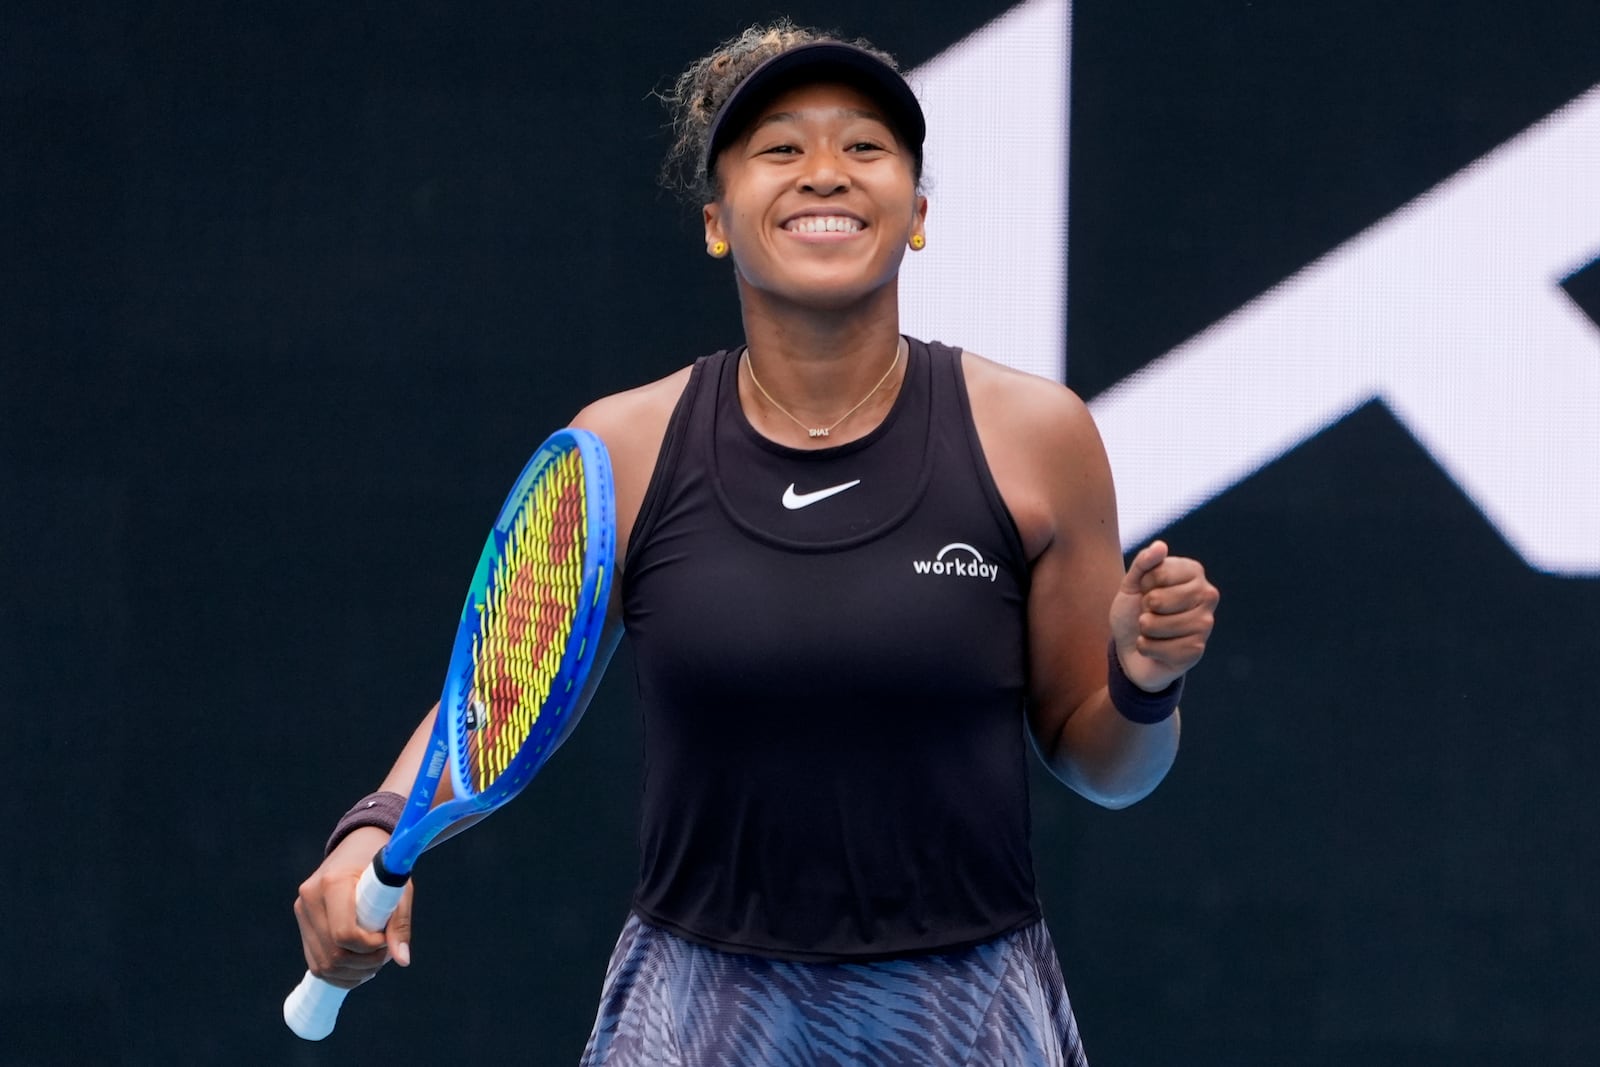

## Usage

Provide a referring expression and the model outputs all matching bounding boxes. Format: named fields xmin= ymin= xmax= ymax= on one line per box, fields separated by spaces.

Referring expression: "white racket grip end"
xmin=355 ymin=861 xmax=407 ymax=931
xmin=283 ymin=971 xmax=350 ymax=1040
xmin=283 ymin=862 xmax=408 ymax=1039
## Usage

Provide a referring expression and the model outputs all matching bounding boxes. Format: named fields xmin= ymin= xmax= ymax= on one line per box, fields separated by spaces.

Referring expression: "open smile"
xmin=781 ymin=213 xmax=867 ymax=239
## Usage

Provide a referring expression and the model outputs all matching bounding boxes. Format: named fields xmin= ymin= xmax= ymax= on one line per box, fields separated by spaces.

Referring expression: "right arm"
xmin=292 ymin=705 xmax=446 ymax=989
xmin=293 ymin=365 xmax=688 ymax=987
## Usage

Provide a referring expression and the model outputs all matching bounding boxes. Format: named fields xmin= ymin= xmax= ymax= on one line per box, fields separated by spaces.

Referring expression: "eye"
xmin=848 ymin=140 xmax=887 ymax=154
xmin=760 ymin=143 xmax=800 ymax=156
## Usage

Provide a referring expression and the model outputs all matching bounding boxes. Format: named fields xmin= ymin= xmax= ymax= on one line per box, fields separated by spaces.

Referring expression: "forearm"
xmin=360 ymin=703 xmax=487 ymax=853
xmin=376 ymin=703 xmax=450 ymax=799
xmin=1035 ymin=690 xmax=1180 ymax=809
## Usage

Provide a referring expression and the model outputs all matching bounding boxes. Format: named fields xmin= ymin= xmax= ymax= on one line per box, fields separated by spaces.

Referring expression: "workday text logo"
xmin=913 ymin=543 xmax=1000 ymax=582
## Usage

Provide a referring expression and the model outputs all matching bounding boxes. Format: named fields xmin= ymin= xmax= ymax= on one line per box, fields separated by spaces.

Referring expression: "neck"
xmin=736 ymin=280 xmax=905 ymax=415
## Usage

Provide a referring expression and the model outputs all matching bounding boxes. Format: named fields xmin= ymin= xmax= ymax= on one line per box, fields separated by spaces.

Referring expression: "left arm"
xmin=964 ymin=354 xmax=1218 ymax=808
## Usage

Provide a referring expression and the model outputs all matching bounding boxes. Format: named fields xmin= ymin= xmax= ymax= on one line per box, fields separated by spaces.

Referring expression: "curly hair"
xmin=657 ymin=20 xmax=910 ymax=204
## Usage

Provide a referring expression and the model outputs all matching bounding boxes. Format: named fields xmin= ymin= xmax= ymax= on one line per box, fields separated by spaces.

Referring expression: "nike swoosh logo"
xmin=782 ymin=480 xmax=862 ymax=510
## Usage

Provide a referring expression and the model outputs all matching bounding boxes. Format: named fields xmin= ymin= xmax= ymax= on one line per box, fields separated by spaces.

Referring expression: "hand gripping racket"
xmin=284 ymin=427 xmax=615 ymax=1040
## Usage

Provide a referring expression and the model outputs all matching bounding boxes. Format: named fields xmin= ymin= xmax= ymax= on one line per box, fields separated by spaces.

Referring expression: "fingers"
xmin=305 ymin=867 xmax=389 ymax=952
xmin=294 ymin=907 xmax=389 ymax=987
xmin=1140 ymin=579 xmax=1219 ymax=622
xmin=1129 ymin=544 xmax=1218 ymax=608
xmin=1122 ymin=543 xmax=1219 ymax=671
xmin=1131 ymin=631 xmax=1208 ymax=670
xmin=1118 ymin=540 xmax=1169 ymax=594
xmin=304 ymin=951 xmax=386 ymax=989
xmin=1136 ymin=610 xmax=1210 ymax=642
xmin=1136 ymin=551 xmax=1208 ymax=591
xmin=295 ymin=863 xmax=394 ymax=987
xmin=385 ymin=884 xmax=415 ymax=968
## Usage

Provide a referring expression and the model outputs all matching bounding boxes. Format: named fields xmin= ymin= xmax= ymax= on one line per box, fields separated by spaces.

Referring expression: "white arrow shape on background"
xmin=1091 ymin=82 xmax=1600 ymax=575
xmin=900 ymin=0 xmax=1068 ymax=384
xmin=900 ymin=3 xmax=1600 ymax=575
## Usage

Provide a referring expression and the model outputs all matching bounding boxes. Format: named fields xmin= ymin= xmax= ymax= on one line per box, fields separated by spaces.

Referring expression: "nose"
xmin=797 ymin=149 xmax=850 ymax=195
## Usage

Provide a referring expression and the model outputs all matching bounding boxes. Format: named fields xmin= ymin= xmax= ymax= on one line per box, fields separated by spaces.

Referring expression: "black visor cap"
xmin=701 ymin=41 xmax=926 ymax=186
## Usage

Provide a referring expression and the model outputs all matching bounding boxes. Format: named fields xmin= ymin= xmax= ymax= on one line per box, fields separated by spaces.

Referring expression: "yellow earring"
xmin=709 ymin=240 xmax=729 ymax=258
xmin=909 ymin=234 xmax=926 ymax=251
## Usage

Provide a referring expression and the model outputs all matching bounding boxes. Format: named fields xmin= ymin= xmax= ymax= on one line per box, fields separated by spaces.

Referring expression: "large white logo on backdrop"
xmin=900 ymin=0 xmax=1600 ymax=577
xmin=899 ymin=0 xmax=1067 ymax=385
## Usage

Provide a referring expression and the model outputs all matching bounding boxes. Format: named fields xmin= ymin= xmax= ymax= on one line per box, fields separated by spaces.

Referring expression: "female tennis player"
xmin=293 ymin=21 xmax=1218 ymax=1065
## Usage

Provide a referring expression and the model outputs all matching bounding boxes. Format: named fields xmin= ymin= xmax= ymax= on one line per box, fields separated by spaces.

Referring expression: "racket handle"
xmin=355 ymin=860 xmax=408 ymax=931
xmin=283 ymin=861 xmax=409 ymax=1040
xmin=283 ymin=972 xmax=351 ymax=1041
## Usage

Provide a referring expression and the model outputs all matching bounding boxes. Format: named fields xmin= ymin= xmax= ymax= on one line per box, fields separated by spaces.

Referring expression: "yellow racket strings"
xmin=468 ymin=451 xmax=587 ymax=792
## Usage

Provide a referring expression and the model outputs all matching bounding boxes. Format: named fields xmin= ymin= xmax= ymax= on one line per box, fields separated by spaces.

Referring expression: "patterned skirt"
xmin=580 ymin=913 xmax=1089 ymax=1066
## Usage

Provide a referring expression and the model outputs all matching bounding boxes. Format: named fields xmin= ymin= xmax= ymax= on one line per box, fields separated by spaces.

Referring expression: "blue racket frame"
xmin=378 ymin=427 xmax=614 ymax=880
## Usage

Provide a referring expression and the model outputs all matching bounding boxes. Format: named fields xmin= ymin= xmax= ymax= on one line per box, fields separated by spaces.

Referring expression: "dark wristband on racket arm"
xmin=323 ymin=791 xmax=406 ymax=858
xmin=1107 ymin=638 xmax=1184 ymax=724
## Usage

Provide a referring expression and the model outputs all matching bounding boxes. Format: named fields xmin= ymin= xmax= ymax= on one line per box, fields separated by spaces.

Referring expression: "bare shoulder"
xmin=570 ymin=365 xmax=693 ymax=446
xmin=569 ymin=365 xmax=694 ymax=560
xmin=959 ymin=350 xmax=1098 ymax=446
xmin=958 ymin=350 xmax=1114 ymax=558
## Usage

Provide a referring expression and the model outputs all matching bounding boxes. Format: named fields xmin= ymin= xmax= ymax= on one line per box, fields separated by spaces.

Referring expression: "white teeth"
xmin=786 ymin=216 xmax=863 ymax=234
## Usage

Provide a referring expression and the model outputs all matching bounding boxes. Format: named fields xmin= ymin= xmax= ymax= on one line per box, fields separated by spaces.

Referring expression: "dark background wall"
xmin=4 ymin=2 xmax=1597 ymax=1064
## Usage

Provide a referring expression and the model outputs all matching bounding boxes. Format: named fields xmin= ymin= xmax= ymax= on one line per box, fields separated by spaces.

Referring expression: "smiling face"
xmin=703 ymin=81 xmax=928 ymax=313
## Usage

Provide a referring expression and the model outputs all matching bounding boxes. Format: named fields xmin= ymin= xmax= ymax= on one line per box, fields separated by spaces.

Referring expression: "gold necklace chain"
xmin=744 ymin=339 xmax=905 ymax=439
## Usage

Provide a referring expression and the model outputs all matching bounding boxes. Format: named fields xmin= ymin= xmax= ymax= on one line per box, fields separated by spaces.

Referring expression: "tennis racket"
xmin=283 ymin=427 xmax=615 ymax=1041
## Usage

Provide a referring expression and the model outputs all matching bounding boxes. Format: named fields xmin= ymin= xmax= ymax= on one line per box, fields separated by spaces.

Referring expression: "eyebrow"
xmin=750 ymin=107 xmax=890 ymax=133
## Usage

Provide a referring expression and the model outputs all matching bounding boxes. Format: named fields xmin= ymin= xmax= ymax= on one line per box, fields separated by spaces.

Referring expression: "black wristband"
xmin=1107 ymin=638 xmax=1184 ymax=724
xmin=324 ymin=791 xmax=406 ymax=857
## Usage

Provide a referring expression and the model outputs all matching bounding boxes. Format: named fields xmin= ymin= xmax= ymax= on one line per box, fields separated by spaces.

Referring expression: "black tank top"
xmin=623 ymin=338 xmax=1039 ymax=961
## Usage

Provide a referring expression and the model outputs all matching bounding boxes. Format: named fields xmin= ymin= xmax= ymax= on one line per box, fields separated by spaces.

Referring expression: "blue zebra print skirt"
xmin=580 ymin=913 xmax=1088 ymax=1066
